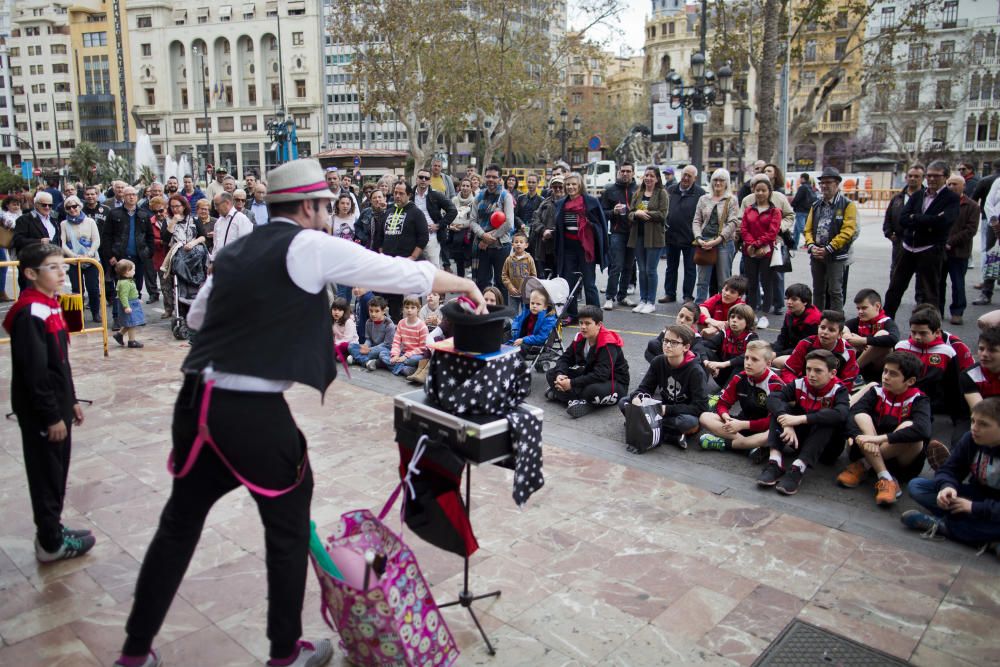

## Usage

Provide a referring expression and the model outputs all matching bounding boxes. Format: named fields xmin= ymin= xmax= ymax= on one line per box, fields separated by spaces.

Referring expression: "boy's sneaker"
xmin=618 ymin=297 xmax=636 ymax=307
xmin=365 ymin=359 xmax=378 ymax=371
xmin=544 ymin=387 xmax=557 ymax=401
xmin=875 ymin=478 xmax=902 ymax=506
xmin=35 ymin=533 xmax=96 ymax=563
xmin=670 ymin=432 xmax=688 ymax=450
xmin=748 ymin=447 xmax=770 ymax=464
xmin=836 ymin=460 xmax=868 ymax=488
xmin=346 ymin=355 xmax=354 ymax=365
xmin=706 ymin=394 xmax=720 ymax=410
xmin=757 ymin=315 xmax=770 ymax=330
xmin=851 ymin=374 xmax=866 ymax=390
xmin=266 ymin=639 xmax=333 ymax=667
xmin=114 ymin=650 xmax=162 ymax=667
xmin=926 ymin=439 xmax=950 ymax=471
xmin=900 ymin=510 xmax=944 ymax=540
xmin=757 ymin=461 xmax=784 ymax=487
xmin=62 ymin=526 xmax=93 ymax=539
xmin=566 ymin=400 xmax=594 ymax=419
xmin=699 ymin=433 xmax=728 ymax=451
xmin=776 ymin=466 xmax=804 ymax=495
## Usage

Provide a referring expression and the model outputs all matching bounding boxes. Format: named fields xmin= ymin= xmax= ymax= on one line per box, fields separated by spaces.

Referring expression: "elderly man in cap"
xmin=802 ymin=167 xmax=858 ymax=311
xmin=115 ymin=159 xmax=484 ymax=667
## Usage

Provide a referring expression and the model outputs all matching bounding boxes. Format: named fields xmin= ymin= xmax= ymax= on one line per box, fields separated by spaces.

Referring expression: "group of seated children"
xmin=541 ymin=280 xmax=1000 ymax=552
xmin=340 ymin=293 xmax=431 ymax=379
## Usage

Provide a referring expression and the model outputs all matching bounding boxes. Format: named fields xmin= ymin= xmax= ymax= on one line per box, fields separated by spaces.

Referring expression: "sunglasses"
xmin=36 ymin=203 xmax=52 ymax=208
xmin=417 ymin=175 xmax=430 ymax=180
xmin=65 ymin=204 xmax=80 ymax=209
xmin=152 ymin=209 xmax=165 ymax=214
xmin=234 ymin=197 xmax=246 ymax=201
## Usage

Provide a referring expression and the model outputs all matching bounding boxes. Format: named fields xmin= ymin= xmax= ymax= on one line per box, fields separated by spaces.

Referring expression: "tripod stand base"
xmin=440 ymin=589 xmax=502 ymax=655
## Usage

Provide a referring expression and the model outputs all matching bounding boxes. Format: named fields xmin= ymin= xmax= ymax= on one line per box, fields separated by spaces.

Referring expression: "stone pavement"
xmin=1 ymin=327 xmax=997 ymax=667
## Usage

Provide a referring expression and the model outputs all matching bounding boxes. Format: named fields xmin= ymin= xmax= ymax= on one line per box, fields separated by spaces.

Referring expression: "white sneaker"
xmin=641 ymin=302 xmax=656 ymax=314
xmin=632 ymin=301 xmax=645 ymax=313
xmin=365 ymin=359 xmax=378 ymax=371
xmin=757 ymin=314 xmax=770 ymax=329
xmin=618 ymin=297 xmax=636 ymax=307
xmin=266 ymin=639 xmax=333 ymax=667
xmin=627 ymin=285 xmax=636 ymax=294
xmin=602 ymin=299 xmax=614 ymax=311
xmin=345 ymin=355 xmax=354 ymax=365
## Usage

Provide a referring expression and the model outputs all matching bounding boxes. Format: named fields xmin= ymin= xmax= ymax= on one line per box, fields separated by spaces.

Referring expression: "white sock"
xmin=792 ymin=459 xmax=807 ymax=473
xmin=876 ymin=470 xmax=893 ymax=481
xmin=769 ymin=449 xmax=783 ymax=465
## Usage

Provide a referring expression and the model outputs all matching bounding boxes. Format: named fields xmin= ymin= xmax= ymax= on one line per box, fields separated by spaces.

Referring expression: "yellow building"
xmin=68 ymin=0 xmax=136 ymax=152
xmin=606 ymin=55 xmax=645 ymax=109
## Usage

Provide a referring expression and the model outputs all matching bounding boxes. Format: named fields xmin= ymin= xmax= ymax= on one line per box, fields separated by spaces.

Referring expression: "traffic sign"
xmin=33 ymin=168 xmax=41 ymax=176
xmin=587 ymin=136 xmax=602 ymax=151
xmin=21 ymin=160 xmax=32 ymax=180
xmin=690 ymin=110 xmax=709 ymax=125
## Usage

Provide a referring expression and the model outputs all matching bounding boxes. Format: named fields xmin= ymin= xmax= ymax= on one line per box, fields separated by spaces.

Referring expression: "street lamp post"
xmin=193 ymin=46 xmax=211 ymax=183
xmin=665 ymin=0 xmax=733 ymax=174
xmin=735 ymin=101 xmax=752 ymax=184
xmin=547 ymin=108 xmax=581 ymax=164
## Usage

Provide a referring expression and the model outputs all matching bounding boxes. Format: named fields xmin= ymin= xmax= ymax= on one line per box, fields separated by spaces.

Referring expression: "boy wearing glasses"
xmin=2 ymin=243 xmax=95 ymax=562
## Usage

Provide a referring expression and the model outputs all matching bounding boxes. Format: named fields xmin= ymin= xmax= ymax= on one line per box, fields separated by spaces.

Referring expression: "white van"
xmin=583 ymin=160 xmax=616 ymax=195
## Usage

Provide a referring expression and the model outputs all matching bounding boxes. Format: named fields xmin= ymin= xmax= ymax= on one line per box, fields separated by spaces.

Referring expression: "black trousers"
xmin=545 ymin=367 xmax=622 ymax=405
xmin=884 ymin=246 xmax=944 ymax=318
xmin=143 ymin=258 xmax=159 ymax=298
xmin=123 ymin=381 xmax=313 ymax=660
xmin=768 ymin=422 xmax=843 ymax=468
xmin=21 ymin=418 xmax=72 ymax=552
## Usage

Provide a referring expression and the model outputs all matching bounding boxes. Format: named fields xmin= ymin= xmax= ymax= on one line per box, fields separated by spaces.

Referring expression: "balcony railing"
xmin=817 ymin=120 xmax=854 ymax=133
xmin=965 ymin=140 xmax=1000 ymax=151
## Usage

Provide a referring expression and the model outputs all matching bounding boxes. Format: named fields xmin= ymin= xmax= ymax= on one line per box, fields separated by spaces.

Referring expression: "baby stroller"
xmin=170 ymin=245 xmax=208 ymax=340
xmin=519 ymin=273 xmax=583 ymax=374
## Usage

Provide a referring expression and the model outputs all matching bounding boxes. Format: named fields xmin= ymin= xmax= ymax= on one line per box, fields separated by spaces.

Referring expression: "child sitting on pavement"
xmin=773 ymin=283 xmax=822 ymax=366
xmin=843 ymin=288 xmax=900 ymax=384
xmin=419 ymin=291 xmax=444 ymax=330
xmin=699 ymin=340 xmax=784 ymax=462
xmin=902 ymin=397 xmax=1000 ymax=554
xmin=961 ymin=328 xmax=1000 ymax=411
xmin=779 ymin=309 xmax=859 ymax=387
xmin=380 ymin=295 xmax=429 ymax=377
xmin=837 ymin=351 xmax=932 ymax=506
xmin=508 ymin=288 xmax=557 ymax=356
xmin=697 ymin=303 xmax=758 ymax=390
xmin=645 ymin=301 xmax=698 ymax=363
xmin=698 ymin=275 xmax=747 ymax=337
xmin=621 ymin=324 xmax=708 ymax=451
xmin=331 ymin=296 xmax=358 ymax=364
xmin=347 ymin=295 xmax=396 ymax=370
xmin=758 ymin=349 xmax=850 ymax=495
xmin=546 ymin=305 xmax=630 ymax=419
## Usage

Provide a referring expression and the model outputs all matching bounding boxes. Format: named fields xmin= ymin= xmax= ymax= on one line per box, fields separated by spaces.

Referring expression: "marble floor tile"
xmin=797 ymin=603 xmax=920 ymax=661
xmin=0 ymin=624 xmax=101 ymax=666
xmin=156 ymin=622 xmax=258 ymax=666
xmin=715 ymin=584 xmax=806 ymax=643
xmin=944 ymin=564 xmax=1000 ymax=618
xmin=434 ymin=552 xmax=564 ymax=622
xmin=0 ymin=570 xmax=116 ymax=645
xmin=460 ymin=622 xmax=580 ymax=666
xmin=650 ymin=585 xmax=745 ymax=644
xmin=599 ymin=624 xmax=740 ymax=666
xmin=841 ymin=538 xmax=960 ymax=601
xmin=697 ymin=622 xmax=773 ymax=667
xmin=908 ymin=641 xmax=978 ymax=667
xmin=918 ymin=601 xmax=1000 ymax=665
xmin=177 ymin=552 xmax=268 ymax=624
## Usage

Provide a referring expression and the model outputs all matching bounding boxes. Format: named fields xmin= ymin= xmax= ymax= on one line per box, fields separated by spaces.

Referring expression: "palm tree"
xmin=69 ymin=142 xmax=102 ymax=185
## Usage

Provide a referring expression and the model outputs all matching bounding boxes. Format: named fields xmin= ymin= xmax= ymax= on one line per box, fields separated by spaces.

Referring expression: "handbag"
xmin=310 ymin=454 xmax=460 ymax=667
xmin=985 ymin=250 xmax=1000 ymax=281
xmin=624 ymin=396 xmax=664 ymax=454
xmin=694 ymin=199 xmax=727 ymax=266
xmin=770 ymin=239 xmax=793 ymax=273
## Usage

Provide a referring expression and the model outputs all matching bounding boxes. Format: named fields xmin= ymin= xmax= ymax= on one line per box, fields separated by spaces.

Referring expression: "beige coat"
xmin=692 ymin=194 xmax=740 ymax=242
xmin=627 ymin=187 xmax=669 ymax=248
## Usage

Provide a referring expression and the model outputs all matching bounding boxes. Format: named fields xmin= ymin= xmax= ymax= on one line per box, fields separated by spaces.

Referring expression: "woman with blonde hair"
xmin=692 ymin=168 xmax=740 ymax=302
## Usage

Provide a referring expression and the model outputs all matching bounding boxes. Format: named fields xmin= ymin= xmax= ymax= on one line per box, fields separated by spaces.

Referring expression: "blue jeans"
xmin=634 ymin=244 xmax=662 ymax=303
xmin=605 ymin=232 xmax=634 ymax=301
xmin=662 ymin=244 xmax=695 ymax=301
xmin=908 ymin=477 xmax=1000 ymax=545
xmin=0 ymin=247 xmax=7 ymax=295
xmin=378 ymin=349 xmax=424 ymax=376
xmin=69 ymin=263 xmax=102 ymax=319
xmin=560 ymin=241 xmax=599 ymax=317
xmin=792 ymin=212 xmax=808 ymax=249
xmin=346 ymin=342 xmax=388 ymax=365
xmin=695 ymin=240 xmax=735 ymax=303
xmin=476 ymin=243 xmax=512 ymax=301
xmin=938 ymin=256 xmax=968 ymax=316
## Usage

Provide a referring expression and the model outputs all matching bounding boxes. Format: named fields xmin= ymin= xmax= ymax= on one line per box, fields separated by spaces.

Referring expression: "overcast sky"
xmin=571 ymin=0 xmax=648 ymax=57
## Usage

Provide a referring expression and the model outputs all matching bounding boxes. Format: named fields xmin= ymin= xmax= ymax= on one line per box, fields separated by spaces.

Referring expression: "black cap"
xmin=818 ymin=166 xmax=841 ymax=182
xmin=440 ymin=302 xmax=515 ymax=354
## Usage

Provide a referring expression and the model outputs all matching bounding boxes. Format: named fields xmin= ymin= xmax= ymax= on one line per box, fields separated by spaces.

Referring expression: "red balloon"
xmin=489 ymin=211 xmax=506 ymax=229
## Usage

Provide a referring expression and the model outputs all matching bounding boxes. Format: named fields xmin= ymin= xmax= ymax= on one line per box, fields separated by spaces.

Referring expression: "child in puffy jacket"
xmin=509 ymin=288 xmax=557 ymax=356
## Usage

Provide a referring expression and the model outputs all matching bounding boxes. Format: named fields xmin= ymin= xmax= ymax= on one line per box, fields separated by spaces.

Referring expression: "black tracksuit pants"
xmin=123 ymin=380 xmax=313 ymax=660
xmin=768 ymin=422 xmax=844 ymax=468
xmin=20 ymin=419 xmax=72 ymax=552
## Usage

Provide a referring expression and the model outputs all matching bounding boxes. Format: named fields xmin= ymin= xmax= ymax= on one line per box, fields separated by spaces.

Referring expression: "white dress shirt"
xmin=188 ymin=217 xmax=437 ymax=392
xmin=212 ymin=209 xmax=254 ymax=257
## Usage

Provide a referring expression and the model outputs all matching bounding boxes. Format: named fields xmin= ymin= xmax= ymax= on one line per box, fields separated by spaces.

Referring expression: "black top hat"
xmin=440 ymin=302 xmax=514 ymax=354
xmin=818 ymin=166 xmax=842 ymax=182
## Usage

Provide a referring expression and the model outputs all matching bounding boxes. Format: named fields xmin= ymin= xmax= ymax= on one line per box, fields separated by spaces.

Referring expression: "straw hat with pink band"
xmin=265 ymin=159 xmax=335 ymax=203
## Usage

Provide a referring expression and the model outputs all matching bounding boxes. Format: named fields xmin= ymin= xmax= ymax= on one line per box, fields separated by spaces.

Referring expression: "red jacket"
xmin=740 ymin=204 xmax=782 ymax=252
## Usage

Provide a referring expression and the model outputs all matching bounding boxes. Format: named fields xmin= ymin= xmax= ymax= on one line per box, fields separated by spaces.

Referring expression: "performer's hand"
xmin=47 ymin=420 xmax=68 ymax=443
xmin=72 ymin=403 xmax=84 ymax=426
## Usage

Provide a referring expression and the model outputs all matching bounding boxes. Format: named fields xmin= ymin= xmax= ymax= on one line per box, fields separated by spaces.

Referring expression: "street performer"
xmin=115 ymin=159 xmax=485 ymax=667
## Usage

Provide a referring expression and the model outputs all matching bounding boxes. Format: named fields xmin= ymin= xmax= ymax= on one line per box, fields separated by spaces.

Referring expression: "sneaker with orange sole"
xmin=875 ymin=477 xmax=902 ymax=506
xmin=836 ymin=460 xmax=868 ymax=488
xmin=926 ymin=439 xmax=950 ymax=471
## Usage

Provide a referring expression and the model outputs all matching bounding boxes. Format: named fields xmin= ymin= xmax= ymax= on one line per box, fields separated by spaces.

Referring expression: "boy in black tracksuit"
xmin=620 ymin=324 xmax=708 ymax=450
xmin=2 ymin=243 xmax=95 ymax=562
xmin=758 ymin=349 xmax=850 ymax=495
xmin=773 ymin=283 xmax=822 ymax=363
xmin=843 ymin=288 xmax=901 ymax=383
xmin=546 ymin=305 xmax=629 ymax=419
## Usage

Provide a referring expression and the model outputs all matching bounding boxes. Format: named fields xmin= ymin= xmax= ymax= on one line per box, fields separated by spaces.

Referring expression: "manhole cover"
xmin=752 ymin=620 xmax=909 ymax=666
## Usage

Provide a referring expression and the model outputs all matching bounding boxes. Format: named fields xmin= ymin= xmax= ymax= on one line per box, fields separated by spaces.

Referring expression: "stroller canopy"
xmin=520 ymin=276 xmax=569 ymax=308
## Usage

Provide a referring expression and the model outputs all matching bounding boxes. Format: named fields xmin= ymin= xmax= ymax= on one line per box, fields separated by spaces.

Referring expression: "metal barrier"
xmin=0 ymin=257 xmax=109 ymax=357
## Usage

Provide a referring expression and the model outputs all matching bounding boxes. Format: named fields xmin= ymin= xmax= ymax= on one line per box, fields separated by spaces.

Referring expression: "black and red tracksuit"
xmin=716 ymin=368 xmax=785 ymax=433
xmin=780 ymin=335 xmax=860 ymax=387
xmin=2 ymin=288 xmax=78 ymax=553
xmin=895 ymin=335 xmax=972 ymax=415
xmin=767 ymin=377 xmax=849 ymax=467
xmin=774 ymin=304 xmax=822 ymax=355
xmin=697 ymin=327 xmax=758 ymax=387
xmin=548 ymin=326 xmax=630 ymax=404
xmin=961 ymin=364 xmax=1000 ymax=399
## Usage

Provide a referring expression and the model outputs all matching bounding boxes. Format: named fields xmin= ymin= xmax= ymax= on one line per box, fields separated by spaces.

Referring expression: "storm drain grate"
xmin=751 ymin=620 xmax=910 ymax=667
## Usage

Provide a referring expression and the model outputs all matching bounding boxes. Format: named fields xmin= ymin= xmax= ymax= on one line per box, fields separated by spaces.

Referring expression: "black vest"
xmin=183 ymin=222 xmax=336 ymax=393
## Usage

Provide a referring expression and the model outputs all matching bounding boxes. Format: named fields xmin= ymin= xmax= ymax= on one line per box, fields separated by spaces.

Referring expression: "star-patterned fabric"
xmin=424 ymin=348 xmax=544 ymax=506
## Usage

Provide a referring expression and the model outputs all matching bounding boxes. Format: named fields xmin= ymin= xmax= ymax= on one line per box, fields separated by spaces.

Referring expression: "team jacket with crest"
xmin=716 ymin=369 xmax=785 ymax=432
xmin=894 ymin=335 xmax=971 ymax=407
xmin=961 ymin=364 xmax=1000 ymax=399
xmin=845 ymin=311 xmax=900 ymax=348
xmin=774 ymin=304 xmax=822 ymax=355
xmin=942 ymin=330 xmax=975 ymax=371
xmin=766 ymin=377 xmax=849 ymax=427
xmin=847 ymin=385 xmax=931 ymax=443
xmin=780 ymin=335 xmax=860 ymax=386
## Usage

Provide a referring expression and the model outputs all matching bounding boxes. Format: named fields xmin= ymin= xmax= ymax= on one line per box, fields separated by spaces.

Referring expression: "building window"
xmin=196 ymin=117 xmax=210 ymax=131
xmin=53 ymin=64 xmax=69 ymax=74
xmin=571 ymin=92 xmax=582 ymax=105
xmin=174 ymin=119 xmax=190 ymax=134
xmin=292 ymin=32 xmax=304 ymax=46
xmin=295 ymin=79 xmax=306 ymax=97
xmin=902 ymin=122 xmax=916 ymax=143
xmin=197 ymin=7 xmax=210 ymax=23
xmin=942 ymin=1 xmax=958 ymax=28
xmin=56 ymin=102 xmax=73 ymax=112
xmin=146 ymin=121 xmax=160 ymax=136
xmin=571 ymin=74 xmax=584 ymax=85
xmin=938 ymin=41 xmax=955 ymax=68
xmin=7 ymin=47 xmax=17 ymax=57
xmin=145 ymin=88 xmax=155 ymax=105
xmin=82 ymin=32 xmax=108 ymax=47
xmin=9 ymin=67 xmax=21 ymax=76
xmin=218 ymin=117 xmax=235 ymax=132
xmin=137 ymin=15 xmax=152 ymax=28
xmin=804 ymin=40 xmax=816 ymax=62
xmin=880 ymin=7 xmax=895 ymax=30
xmin=141 ymin=43 xmax=152 ymax=57
xmin=871 ymin=123 xmax=886 ymax=146
xmin=241 ymin=115 xmax=258 ymax=131
xmin=293 ymin=113 xmax=310 ymax=129
xmin=904 ymin=82 xmax=920 ymax=110
xmin=802 ymin=71 xmax=816 ymax=85
xmin=57 ymin=120 xmax=74 ymax=131
xmin=834 ymin=37 xmax=847 ymax=61
xmin=30 ymin=65 xmax=44 ymax=76
xmin=288 ymin=0 xmax=306 ymax=16
xmin=936 ymin=80 xmax=952 ymax=108
xmin=247 ymin=84 xmax=257 ymax=104
xmin=181 ymin=89 xmax=189 ymax=108
xmin=31 ymin=84 xmax=47 ymax=94
xmin=33 ymin=103 xmax=48 ymax=113
xmin=25 ymin=27 xmax=40 ymax=37
xmin=835 ymin=11 xmax=848 ymax=29
xmin=243 ymin=3 xmax=256 ymax=20
xmin=592 ymin=74 xmax=603 ymax=85
xmin=270 ymin=83 xmax=280 ymax=101
xmin=51 ymin=44 xmax=68 ymax=55
xmin=932 ymin=121 xmax=948 ymax=143
xmin=83 ymin=55 xmax=111 ymax=95
xmin=87 ymin=13 xmax=107 ymax=22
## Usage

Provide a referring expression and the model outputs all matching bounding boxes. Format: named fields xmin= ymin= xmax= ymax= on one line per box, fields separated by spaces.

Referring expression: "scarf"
xmin=2 ymin=288 xmax=68 ymax=344
xmin=65 ymin=210 xmax=85 ymax=225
